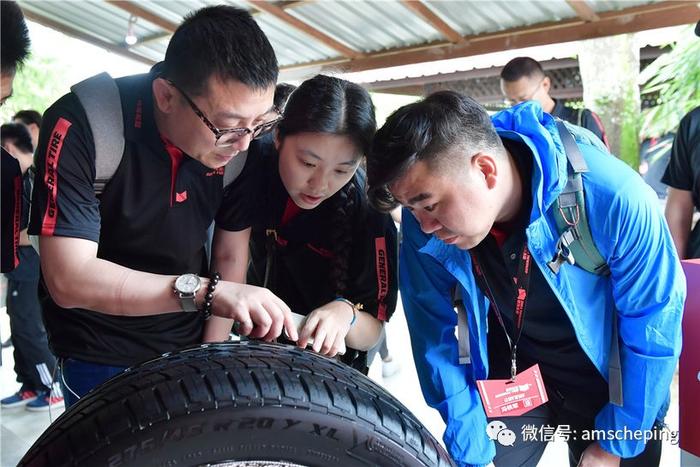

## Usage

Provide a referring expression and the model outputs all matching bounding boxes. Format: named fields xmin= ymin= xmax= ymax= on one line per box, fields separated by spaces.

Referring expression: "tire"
xmin=20 ymin=341 xmax=454 ymax=467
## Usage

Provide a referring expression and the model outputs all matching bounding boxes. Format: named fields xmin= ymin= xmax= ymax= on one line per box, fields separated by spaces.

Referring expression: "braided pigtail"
xmin=330 ymin=180 xmax=357 ymax=297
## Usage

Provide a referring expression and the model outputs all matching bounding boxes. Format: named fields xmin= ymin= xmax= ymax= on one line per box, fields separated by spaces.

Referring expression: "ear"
xmin=472 ymin=152 xmax=498 ymax=189
xmin=4 ymin=141 xmax=18 ymax=156
xmin=152 ymin=78 xmax=177 ymax=114
xmin=541 ymin=76 xmax=551 ymax=93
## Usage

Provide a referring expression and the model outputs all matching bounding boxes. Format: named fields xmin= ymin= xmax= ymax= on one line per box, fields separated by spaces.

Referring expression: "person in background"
xmin=500 ymin=56 xmax=609 ymax=148
xmin=1 ymin=123 xmax=63 ymax=411
xmin=661 ymin=21 xmax=700 ymax=259
xmin=210 ymin=75 xmax=398 ymax=373
xmin=273 ymin=83 xmax=296 ymax=113
xmin=13 ymin=109 xmax=42 ymax=151
xmin=1 ymin=0 xmax=30 ymax=275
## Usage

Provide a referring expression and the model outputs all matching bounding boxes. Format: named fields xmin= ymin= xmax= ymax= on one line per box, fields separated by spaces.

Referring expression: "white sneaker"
xmin=382 ymin=358 xmax=401 ymax=378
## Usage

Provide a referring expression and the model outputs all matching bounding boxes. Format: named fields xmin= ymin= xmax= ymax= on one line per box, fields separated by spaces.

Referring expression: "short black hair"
xmin=500 ymin=57 xmax=544 ymax=82
xmin=279 ymin=75 xmax=376 ymax=157
xmin=274 ymin=83 xmax=297 ymax=113
xmin=367 ymin=90 xmax=502 ymax=212
xmin=1 ymin=123 xmax=33 ymax=154
xmin=161 ymin=5 xmax=278 ymax=96
xmin=1 ymin=1 xmax=31 ymax=75
xmin=13 ymin=109 xmax=42 ymax=127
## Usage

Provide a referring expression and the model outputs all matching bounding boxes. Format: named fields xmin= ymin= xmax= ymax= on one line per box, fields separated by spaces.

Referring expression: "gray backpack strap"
xmin=550 ymin=120 xmax=622 ymax=407
xmin=452 ymin=286 xmax=471 ymax=365
xmin=223 ymin=150 xmax=248 ymax=188
xmin=608 ymin=317 xmax=623 ymax=406
xmin=70 ymin=72 xmax=124 ymax=195
xmin=205 ymin=151 xmax=250 ymax=266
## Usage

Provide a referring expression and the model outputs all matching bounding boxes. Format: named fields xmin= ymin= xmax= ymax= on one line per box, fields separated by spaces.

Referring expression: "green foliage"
xmin=640 ymin=26 xmax=700 ymax=139
xmin=0 ymin=53 xmax=71 ymax=123
xmin=621 ymin=85 xmax=641 ymax=168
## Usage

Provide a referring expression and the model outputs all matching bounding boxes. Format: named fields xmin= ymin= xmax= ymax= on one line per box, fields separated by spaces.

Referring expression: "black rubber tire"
xmin=19 ymin=341 xmax=454 ymax=467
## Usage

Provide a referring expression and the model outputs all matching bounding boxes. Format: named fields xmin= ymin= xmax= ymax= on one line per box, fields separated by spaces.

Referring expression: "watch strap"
xmin=179 ymin=294 xmax=198 ymax=312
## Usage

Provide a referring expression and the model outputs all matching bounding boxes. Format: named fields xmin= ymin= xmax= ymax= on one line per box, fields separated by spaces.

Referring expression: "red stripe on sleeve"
xmin=590 ymin=111 xmax=610 ymax=150
xmin=12 ymin=175 xmax=21 ymax=268
xmin=41 ymin=118 xmax=73 ymax=236
xmin=374 ymin=237 xmax=389 ymax=321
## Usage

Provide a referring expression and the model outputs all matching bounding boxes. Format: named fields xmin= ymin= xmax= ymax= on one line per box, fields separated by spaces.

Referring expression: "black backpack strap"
xmin=70 ymin=72 xmax=124 ymax=195
xmin=263 ymin=229 xmax=278 ymax=289
xmin=452 ymin=285 xmax=471 ymax=364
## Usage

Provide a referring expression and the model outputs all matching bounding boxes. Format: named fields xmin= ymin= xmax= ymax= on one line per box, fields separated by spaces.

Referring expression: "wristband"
xmin=334 ymin=297 xmax=360 ymax=326
xmin=202 ymin=272 xmax=221 ymax=320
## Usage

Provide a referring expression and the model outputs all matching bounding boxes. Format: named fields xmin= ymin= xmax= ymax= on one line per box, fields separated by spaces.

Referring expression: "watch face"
xmin=175 ymin=274 xmax=200 ymax=294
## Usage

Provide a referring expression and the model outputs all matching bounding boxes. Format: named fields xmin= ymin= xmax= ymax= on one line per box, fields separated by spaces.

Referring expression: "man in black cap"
xmin=662 ymin=20 xmax=700 ymax=259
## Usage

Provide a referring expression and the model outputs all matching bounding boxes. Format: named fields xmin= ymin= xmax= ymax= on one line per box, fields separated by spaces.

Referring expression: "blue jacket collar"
xmin=491 ymin=101 xmax=569 ymax=225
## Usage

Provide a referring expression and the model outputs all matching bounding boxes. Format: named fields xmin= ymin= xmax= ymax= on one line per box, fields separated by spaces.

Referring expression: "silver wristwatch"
xmin=173 ymin=273 xmax=201 ymax=312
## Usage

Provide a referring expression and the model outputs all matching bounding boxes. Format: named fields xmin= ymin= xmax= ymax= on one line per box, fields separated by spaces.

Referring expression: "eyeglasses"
xmin=504 ymin=76 xmax=545 ymax=107
xmin=166 ymin=79 xmax=282 ymax=148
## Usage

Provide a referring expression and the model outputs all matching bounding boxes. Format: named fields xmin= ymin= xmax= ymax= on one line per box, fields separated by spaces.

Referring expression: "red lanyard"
xmin=471 ymin=244 xmax=532 ymax=380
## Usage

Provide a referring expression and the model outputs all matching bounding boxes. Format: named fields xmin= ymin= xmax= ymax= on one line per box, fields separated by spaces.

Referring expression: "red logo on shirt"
xmin=205 ymin=167 xmax=225 ymax=176
xmin=41 ymin=117 xmax=72 ymax=236
xmin=175 ymin=191 xmax=188 ymax=203
xmin=134 ymin=100 xmax=142 ymax=128
xmin=375 ymin=237 xmax=389 ymax=321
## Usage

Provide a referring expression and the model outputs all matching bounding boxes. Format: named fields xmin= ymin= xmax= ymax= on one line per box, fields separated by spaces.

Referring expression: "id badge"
xmin=476 ymin=364 xmax=548 ymax=417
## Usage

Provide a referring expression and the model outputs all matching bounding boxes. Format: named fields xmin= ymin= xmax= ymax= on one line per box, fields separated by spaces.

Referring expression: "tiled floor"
xmin=0 ymin=299 xmax=681 ymax=466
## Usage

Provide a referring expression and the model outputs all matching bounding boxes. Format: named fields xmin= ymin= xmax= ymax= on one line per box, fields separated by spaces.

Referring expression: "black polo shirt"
xmin=5 ymin=168 xmax=40 ymax=282
xmin=662 ymin=106 xmax=700 ymax=258
xmin=473 ymin=138 xmax=607 ymax=405
xmin=29 ymin=70 xmax=240 ymax=367
xmin=551 ymin=99 xmax=608 ymax=149
xmin=1 ymin=148 xmax=21 ymax=273
xmin=217 ymin=137 xmax=399 ymax=371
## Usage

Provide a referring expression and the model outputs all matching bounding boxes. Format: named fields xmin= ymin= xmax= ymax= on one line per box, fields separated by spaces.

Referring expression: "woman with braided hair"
xmin=212 ymin=74 xmax=398 ymax=373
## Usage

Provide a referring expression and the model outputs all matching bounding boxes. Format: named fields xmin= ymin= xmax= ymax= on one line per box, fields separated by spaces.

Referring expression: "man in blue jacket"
xmin=366 ymin=91 xmax=684 ymax=467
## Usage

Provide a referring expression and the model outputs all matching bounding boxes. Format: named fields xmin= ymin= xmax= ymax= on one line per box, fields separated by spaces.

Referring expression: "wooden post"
xmin=577 ymin=34 xmax=641 ymax=168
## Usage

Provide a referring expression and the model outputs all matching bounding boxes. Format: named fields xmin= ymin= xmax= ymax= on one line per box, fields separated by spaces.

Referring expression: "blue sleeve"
xmin=400 ymin=212 xmax=494 ymax=467
xmin=594 ymin=178 xmax=685 ymax=457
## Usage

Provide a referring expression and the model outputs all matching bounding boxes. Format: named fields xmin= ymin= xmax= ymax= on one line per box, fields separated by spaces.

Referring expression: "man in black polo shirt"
xmin=500 ymin=56 xmax=609 ymax=149
xmin=662 ymin=21 xmax=700 ymax=259
xmin=1 ymin=0 xmax=30 ymax=275
xmin=29 ymin=5 xmax=297 ymax=407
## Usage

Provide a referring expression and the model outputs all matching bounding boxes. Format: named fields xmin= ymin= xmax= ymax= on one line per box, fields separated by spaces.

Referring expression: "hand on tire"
xmin=297 ymin=300 xmax=353 ymax=357
xmin=212 ymin=281 xmax=297 ymax=342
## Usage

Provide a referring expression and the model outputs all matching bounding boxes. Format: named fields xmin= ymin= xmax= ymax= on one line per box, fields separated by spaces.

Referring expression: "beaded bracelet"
xmin=202 ymin=272 xmax=221 ymax=320
xmin=334 ymin=297 xmax=359 ymax=326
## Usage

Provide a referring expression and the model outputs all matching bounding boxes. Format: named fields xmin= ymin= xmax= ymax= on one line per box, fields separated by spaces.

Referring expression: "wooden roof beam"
xmin=248 ymin=0 xmax=364 ymax=59
xmin=401 ymin=0 xmax=464 ymax=44
xmin=278 ymin=1 xmax=313 ymax=10
xmin=566 ymin=0 xmax=600 ymax=22
xmin=105 ymin=1 xmax=178 ymax=32
xmin=284 ymin=1 xmax=699 ymax=74
xmin=22 ymin=9 xmax=157 ymax=66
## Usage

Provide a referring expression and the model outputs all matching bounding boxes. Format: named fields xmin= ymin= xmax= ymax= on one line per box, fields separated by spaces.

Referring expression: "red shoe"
xmin=25 ymin=391 xmax=65 ymax=412
xmin=1 ymin=390 xmax=38 ymax=408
